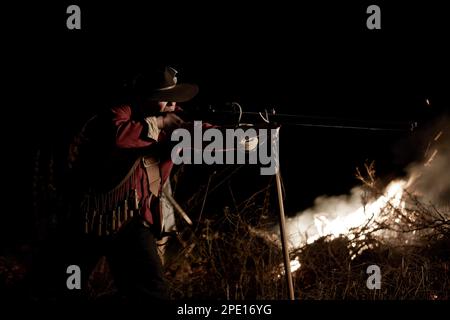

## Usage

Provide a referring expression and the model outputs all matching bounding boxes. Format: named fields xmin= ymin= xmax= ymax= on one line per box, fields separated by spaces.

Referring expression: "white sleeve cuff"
xmin=144 ymin=116 xmax=161 ymax=141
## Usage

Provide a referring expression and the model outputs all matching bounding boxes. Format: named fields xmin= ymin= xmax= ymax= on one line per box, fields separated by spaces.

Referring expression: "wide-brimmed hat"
xmin=132 ymin=66 xmax=199 ymax=102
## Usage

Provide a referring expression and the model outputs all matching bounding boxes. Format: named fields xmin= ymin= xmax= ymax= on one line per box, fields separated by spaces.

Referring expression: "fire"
xmin=277 ymin=257 xmax=301 ymax=278
xmin=319 ymin=180 xmax=405 ymax=237
xmin=286 ymin=180 xmax=407 ymax=251
xmin=279 ymin=180 xmax=408 ymax=274
xmin=277 ymin=122 xmax=449 ymax=276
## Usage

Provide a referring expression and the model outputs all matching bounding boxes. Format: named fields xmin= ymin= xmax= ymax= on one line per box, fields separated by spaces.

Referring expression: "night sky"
xmin=2 ymin=1 xmax=449 ymax=246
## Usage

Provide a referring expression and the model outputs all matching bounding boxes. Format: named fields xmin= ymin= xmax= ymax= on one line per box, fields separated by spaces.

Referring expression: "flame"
xmin=313 ymin=180 xmax=405 ymax=244
xmin=287 ymin=180 xmax=407 ymax=249
xmin=277 ymin=257 xmax=301 ymax=277
xmin=279 ymin=180 xmax=409 ymax=274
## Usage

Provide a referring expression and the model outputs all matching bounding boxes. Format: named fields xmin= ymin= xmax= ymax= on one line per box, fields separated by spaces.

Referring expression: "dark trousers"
xmin=32 ymin=214 xmax=169 ymax=302
xmin=105 ymin=218 xmax=169 ymax=301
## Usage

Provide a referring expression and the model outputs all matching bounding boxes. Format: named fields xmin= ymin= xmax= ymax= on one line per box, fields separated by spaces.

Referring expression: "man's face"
xmin=158 ymin=101 xmax=176 ymax=112
xmin=139 ymin=99 xmax=177 ymax=114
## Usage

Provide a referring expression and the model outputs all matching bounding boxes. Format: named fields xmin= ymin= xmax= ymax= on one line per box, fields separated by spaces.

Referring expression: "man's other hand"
xmin=157 ymin=113 xmax=185 ymax=131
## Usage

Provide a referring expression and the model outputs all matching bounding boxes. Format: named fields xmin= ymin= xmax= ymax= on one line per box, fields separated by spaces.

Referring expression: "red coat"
xmin=72 ymin=104 xmax=174 ymax=232
xmin=72 ymin=104 xmax=215 ymax=235
xmin=110 ymin=104 xmax=174 ymax=226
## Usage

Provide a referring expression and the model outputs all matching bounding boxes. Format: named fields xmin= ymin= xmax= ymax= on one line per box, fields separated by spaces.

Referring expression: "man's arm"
xmin=111 ymin=105 xmax=160 ymax=148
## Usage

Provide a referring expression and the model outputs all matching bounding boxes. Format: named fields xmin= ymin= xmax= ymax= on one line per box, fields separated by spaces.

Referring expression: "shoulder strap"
xmin=142 ymin=156 xmax=164 ymax=237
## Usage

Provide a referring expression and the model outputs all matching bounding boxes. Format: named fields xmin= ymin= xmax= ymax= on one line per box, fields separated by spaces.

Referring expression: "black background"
xmin=2 ymin=1 xmax=450 ymax=246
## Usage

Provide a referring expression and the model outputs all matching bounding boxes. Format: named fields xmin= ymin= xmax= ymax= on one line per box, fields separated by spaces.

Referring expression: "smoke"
xmin=405 ymin=116 xmax=450 ymax=207
xmin=282 ymin=114 xmax=450 ymax=249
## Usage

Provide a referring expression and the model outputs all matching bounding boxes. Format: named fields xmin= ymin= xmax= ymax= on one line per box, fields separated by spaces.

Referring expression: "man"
xmin=69 ymin=66 xmax=198 ymax=301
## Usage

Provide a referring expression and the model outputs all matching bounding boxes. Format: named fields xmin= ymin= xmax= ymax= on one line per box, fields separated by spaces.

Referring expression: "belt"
xmin=142 ymin=156 xmax=164 ymax=236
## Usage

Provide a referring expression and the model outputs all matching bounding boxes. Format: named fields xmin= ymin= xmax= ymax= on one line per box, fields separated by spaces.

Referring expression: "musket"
xmin=178 ymin=102 xmax=418 ymax=132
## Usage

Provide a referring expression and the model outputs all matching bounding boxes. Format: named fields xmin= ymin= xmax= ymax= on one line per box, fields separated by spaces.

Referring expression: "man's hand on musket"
xmin=157 ymin=112 xmax=185 ymax=132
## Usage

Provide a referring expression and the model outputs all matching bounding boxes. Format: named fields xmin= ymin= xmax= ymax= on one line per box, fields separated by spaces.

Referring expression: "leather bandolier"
xmin=81 ymin=155 xmax=164 ymax=238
